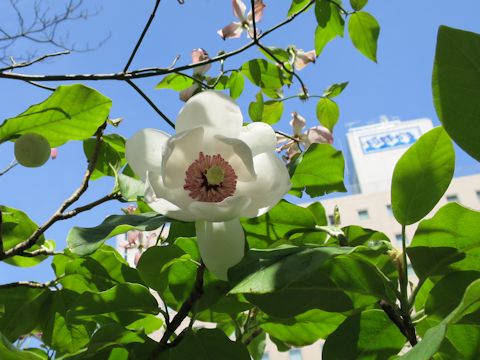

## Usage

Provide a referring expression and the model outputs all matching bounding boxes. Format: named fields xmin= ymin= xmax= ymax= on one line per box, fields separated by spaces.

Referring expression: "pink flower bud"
xmin=191 ymin=48 xmax=211 ymax=75
xmin=290 ymin=112 xmax=306 ymax=136
xmin=293 ymin=49 xmax=316 ymax=71
xmin=306 ymin=126 xmax=334 ymax=145
xmin=50 ymin=148 xmax=58 ymax=159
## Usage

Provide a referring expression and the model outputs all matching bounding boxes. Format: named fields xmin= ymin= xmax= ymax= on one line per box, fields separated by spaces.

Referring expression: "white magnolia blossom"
xmin=126 ymin=91 xmax=290 ymax=280
xmin=217 ymin=0 xmax=265 ymax=40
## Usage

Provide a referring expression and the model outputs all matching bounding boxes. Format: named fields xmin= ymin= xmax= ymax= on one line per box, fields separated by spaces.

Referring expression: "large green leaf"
xmin=0 ymin=84 xmax=111 ymax=147
xmin=87 ymin=323 xmax=144 ymax=354
xmin=167 ymin=328 xmax=250 ymax=360
xmin=350 ymin=0 xmax=368 ymax=11
xmin=241 ymin=200 xmax=319 ymax=249
xmin=0 ymin=287 xmax=50 ymax=341
xmin=441 ymin=325 xmax=480 ymax=360
xmin=229 ymin=245 xmax=396 ymax=317
xmin=261 ymin=309 xmax=345 ymax=347
xmin=67 ymin=283 xmax=158 ymax=320
xmin=67 ymin=212 xmax=169 ymax=256
xmin=288 ymin=0 xmax=313 ymax=16
xmin=433 ymin=26 xmax=480 ymax=161
xmin=408 ymin=203 xmax=480 ymax=281
xmin=241 ymin=59 xmax=290 ymax=90
xmin=323 ymin=309 xmax=405 ymax=359
xmin=0 ymin=205 xmax=49 ymax=267
xmin=228 ymin=71 xmax=245 ymax=99
xmin=391 ymin=127 xmax=454 ymax=225
xmin=402 ymin=279 xmax=480 ymax=359
xmin=348 ymin=11 xmax=380 ymax=62
xmin=314 ymin=0 xmax=345 ymax=55
xmin=290 ymin=144 xmax=347 ymax=197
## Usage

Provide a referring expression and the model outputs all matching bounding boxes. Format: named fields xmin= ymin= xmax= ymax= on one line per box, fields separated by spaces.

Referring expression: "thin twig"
xmin=0 ymin=0 xmax=316 ymax=83
xmin=126 ymin=79 xmax=175 ymax=129
xmin=124 ymin=0 xmax=162 ymax=72
xmin=149 ymin=263 xmax=206 ymax=359
xmin=17 ymin=249 xmax=61 ymax=257
xmin=0 ymin=125 xmax=108 ymax=260
xmin=0 ymin=160 xmax=18 ymax=176
xmin=0 ymin=279 xmax=55 ymax=289
xmin=25 ymin=81 xmax=56 ymax=91
xmin=0 ymin=51 xmax=69 ymax=71
xmin=0 ymin=209 xmax=3 ymax=255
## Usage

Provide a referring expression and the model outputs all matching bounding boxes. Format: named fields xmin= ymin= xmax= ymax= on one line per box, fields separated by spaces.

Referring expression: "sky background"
xmin=1 ymin=0 xmax=479 ymax=284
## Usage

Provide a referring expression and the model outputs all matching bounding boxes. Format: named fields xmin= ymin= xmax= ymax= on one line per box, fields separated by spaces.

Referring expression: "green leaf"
xmin=432 ymin=26 xmax=480 ymax=161
xmin=323 ymin=81 xmax=349 ymax=98
xmin=402 ymin=279 xmax=480 ymax=359
xmin=348 ymin=11 xmax=380 ymax=62
xmin=247 ymin=331 xmax=266 ymax=360
xmin=0 ymin=287 xmax=50 ymax=341
xmin=241 ymin=200 xmax=318 ymax=249
xmin=228 ymin=71 xmax=245 ymax=99
xmin=407 ymin=203 xmax=480 ymax=281
xmin=314 ymin=0 xmax=345 ymax=55
xmin=316 ymin=97 xmax=339 ymax=131
xmin=0 ymin=206 xmax=49 ymax=267
xmin=442 ymin=325 xmax=480 ymax=360
xmin=425 ymin=271 xmax=480 ymax=323
xmin=155 ymin=74 xmax=195 ymax=91
xmin=350 ymin=0 xmax=368 ymax=11
xmin=391 ymin=127 xmax=454 ymax=225
xmin=67 ymin=212 xmax=169 ymax=256
xmin=67 ymin=283 xmax=158 ymax=319
xmin=261 ymin=309 xmax=346 ymax=346
xmin=259 ymin=46 xmax=291 ymax=64
xmin=83 ymin=134 xmax=126 ymax=180
xmin=0 ymin=332 xmax=45 ymax=360
xmin=248 ymin=92 xmax=264 ymax=122
xmin=323 ymin=310 xmax=405 ymax=359
xmin=0 ymin=84 xmax=111 ymax=147
xmin=118 ymin=173 xmax=144 ymax=201
xmin=42 ymin=290 xmax=91 ymax=354
xmin=290 ymin=144 xmax=347 ymax=197
xmin=288 ymin=0 xmax=312 ymax=16
xmin=241 ymin=59 xmax=289 ymax=90
xmin=229 ymin=245 xmax=395 ymax=317
xmin=87 ymin=323 xmax=144 ymax=354
xmin=262 ymin=101 xmax=284 ymax=125
xmin=167 ymin=328 xmax=250 ymax=360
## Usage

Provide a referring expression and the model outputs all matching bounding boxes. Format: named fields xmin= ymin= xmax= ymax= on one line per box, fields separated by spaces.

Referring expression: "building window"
xmin=395 ymin=233 xmax=402 ymax=242
xmin=446 ymin=194 xmax=459 ymax=203
xmin=357 ymin=209 xmax=369 ymax=220
xmin=262 ymin=353 xmax=270 ymax=360
xmin=476 ymin=190 xmax=480 ymax=201
xmin=386 ymin=204 xmax=393 ymax=216
xmin=289 ymin=349 xmax=302 ymax=360
xmin=328 ymin=214 xmax=335 ymax=225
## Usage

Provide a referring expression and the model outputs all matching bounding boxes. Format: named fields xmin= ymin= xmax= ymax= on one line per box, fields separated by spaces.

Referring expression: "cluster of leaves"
xmin=0 ymin=1 xmax=479 ymax=359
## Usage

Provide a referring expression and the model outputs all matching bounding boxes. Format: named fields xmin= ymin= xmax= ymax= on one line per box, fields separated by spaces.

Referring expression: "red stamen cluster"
xmin=184 ymin=152 xmax=237 ymax=202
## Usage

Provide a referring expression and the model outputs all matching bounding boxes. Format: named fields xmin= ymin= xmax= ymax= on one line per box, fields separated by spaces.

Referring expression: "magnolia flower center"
xmin=184 ymin=152 xmax=237 ymax=203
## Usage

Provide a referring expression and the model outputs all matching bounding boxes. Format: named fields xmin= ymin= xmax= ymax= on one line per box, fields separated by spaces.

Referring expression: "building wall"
xmin=346 ymin=118 xmax=433 ymax=194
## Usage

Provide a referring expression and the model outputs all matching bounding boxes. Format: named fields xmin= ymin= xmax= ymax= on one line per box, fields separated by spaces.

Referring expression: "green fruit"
xmin=14 ymin=133 xmax=51 ymax=168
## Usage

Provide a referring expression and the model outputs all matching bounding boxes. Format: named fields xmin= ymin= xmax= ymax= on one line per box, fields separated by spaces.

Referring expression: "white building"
xmin=116 ymin=117 xmax=480 ymax=360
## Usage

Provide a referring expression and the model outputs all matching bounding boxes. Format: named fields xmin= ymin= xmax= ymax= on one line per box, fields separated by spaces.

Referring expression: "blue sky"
xmin=1 ymin=0 xmax=479 ymax=284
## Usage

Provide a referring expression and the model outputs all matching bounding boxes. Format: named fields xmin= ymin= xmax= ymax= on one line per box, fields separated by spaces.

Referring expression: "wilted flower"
xmin=277 ymin=112 xmax=333 ymax=162
xmin=218 ymin=0 xmax=265 ymax=40
xmin=126 ymin=91 xmax=290 ymax=279
xmin=180 ymin=48 xmax=211 ymax=102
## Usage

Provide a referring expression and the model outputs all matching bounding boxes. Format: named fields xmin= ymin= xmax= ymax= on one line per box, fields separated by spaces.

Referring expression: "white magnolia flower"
xmin=217 ymin=0 xmax=266 ymax=40
xmin=126 ymin=91 xmax=290 ymax=280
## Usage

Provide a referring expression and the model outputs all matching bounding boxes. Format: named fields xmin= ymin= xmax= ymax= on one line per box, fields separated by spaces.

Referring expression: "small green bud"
xmin=14 ymin=133 xmax=51 ymax=168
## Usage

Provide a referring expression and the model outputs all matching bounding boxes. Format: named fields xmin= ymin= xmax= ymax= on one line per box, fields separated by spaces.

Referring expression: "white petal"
xmin=195 ymin=219 xmax=245 ymax=280
xmin=176 ymin=91 xmax=243 ymax=138
xmin=213 ymin=135 xmax=256 ymax=181
xmin=232 ymin=0 xmax=247 ymax=20
xmin=239 ymin=122 xmax=277 ymax=156
xmin=145 ymin=172 xmax=194 ymax=222
xmin=188 ymin=196 xmax=251 ymax=222
xmin=217 ymin=22 xmax=244 ymax=40
xmin=238 ymin=152 xmax=291 ymax=218
xmin=162 ymin=127 xmax=204 ymax=188
xmin=125 ymin=129 xmax=169 ymax=181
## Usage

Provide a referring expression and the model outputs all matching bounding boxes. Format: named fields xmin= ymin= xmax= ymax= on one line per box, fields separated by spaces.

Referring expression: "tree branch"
xmin=126 ymin=79 xmax=175 ymax=129
xmin=0 ymin=0 xmax=316 ymax=83
xmin=148 ymin=263 xmax=206 ymax=359
xmin=0 ymin=50 xmax=69 ymax=72
xmin=124 ymin=0 xmax=162 ymax=72
xmin=379 ymin=300 xmax=417 ymax=346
